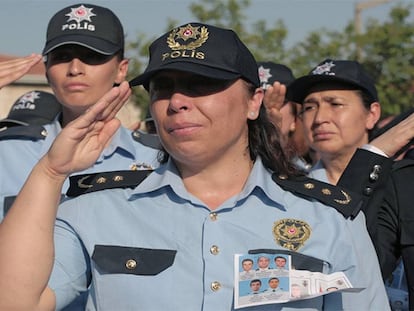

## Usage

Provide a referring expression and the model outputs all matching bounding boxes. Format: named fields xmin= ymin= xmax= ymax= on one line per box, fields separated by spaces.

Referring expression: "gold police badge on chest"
xmin=273 ymin=219 xmax=311 ymax=251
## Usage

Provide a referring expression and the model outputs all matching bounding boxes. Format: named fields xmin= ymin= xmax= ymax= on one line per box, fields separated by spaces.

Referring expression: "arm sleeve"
xmin=48 ymin=202 xmax=91 ymax=310
xmin=337 ymin=148 xmax=393 ymax=239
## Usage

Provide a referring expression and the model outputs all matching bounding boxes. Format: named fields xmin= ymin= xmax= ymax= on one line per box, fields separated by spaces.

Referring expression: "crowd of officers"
xmin=0 ymin=3 xmax=413 ymax=311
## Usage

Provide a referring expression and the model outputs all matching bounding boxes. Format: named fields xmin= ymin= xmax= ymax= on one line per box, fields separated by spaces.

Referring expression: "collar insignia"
xmin=167 ymin=24 xmax=209 ymax=51
xmin=273 ymin=218 xmax=311 ymax=251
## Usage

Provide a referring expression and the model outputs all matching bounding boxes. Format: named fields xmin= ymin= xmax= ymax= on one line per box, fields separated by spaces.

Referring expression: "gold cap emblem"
xmin=167 ymin=24 xmax=209 ymax=51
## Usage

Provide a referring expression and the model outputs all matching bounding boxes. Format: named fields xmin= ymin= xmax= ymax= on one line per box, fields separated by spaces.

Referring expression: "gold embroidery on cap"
xmin=273 ymin=219 xmax=311 ymax=251
xmin=334 ymin=190 xmax=351 ymax=205
xmin=167 ymin=24 xmax=209 ymax=50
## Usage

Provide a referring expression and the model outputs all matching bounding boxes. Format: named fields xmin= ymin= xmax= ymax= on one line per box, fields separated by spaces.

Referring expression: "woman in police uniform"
xmin=0 ymin=23 xmax=388 ymax=310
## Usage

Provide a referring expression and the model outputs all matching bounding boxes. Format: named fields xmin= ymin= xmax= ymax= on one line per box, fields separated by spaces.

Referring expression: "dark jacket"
xmin=376 ymin=159 xmax=414 ymax=309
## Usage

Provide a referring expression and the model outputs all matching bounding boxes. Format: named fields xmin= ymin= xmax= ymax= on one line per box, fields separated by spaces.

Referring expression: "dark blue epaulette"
xmin=272 ymin=173 xmax=363 ymax=219
xmin=0 ymin=125 xmax=48 ymax=141
xmin=132 ymin=130 xmax=162 ymax=150
xmin=66 ymin=170 xmax=153 ymax=198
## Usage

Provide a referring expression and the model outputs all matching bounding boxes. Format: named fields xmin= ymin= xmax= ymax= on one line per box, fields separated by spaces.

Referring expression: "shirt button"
xmin=369 ymin=165 xmax=382 ymax=181
xmin=209 ymin=213 xmax=218 ymax=221
xmin=210 ymin=245 xmax=220 ymax=255
xmin=211 ymin=281 xmax=222 ymax=291
xmin=364 ymin=187 xmax=373 ymax=195
xmin=125 ymin=259 xmax=137 ymax=270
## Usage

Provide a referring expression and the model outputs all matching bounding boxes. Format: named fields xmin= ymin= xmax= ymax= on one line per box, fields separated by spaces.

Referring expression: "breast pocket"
xmin=92 ymin=245 xmax=177 ymax=276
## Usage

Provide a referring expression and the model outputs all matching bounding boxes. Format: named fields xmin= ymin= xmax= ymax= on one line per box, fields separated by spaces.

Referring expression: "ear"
xmin=366 ymin=102 xmax=381 ymax=130
xmin=114 ymin=58 xmax=129 ymax=84
xmin=247 ymin=87 xmax=264 ymax=120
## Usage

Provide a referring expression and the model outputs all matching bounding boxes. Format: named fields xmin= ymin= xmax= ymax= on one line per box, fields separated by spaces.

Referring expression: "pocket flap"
xmin=92 ymin=245 xmax=177 ymax=276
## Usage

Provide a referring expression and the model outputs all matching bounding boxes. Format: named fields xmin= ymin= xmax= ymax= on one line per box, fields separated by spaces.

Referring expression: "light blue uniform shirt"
xmin=0 ymin=119 xmax=160 ymax=221
xmin=51 ymin=157 xmax=389 ymax=310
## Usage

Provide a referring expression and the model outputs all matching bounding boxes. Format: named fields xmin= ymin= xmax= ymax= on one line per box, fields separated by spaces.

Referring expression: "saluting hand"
xmin=262 ymin=81 xmax=287 ymax=129
xmin=370 ymin=112 xmax=414 ymax=157
xmin=42 ymin=81 xmax=131 ymax=178
xmin=0 ymin=54 xmax=42 ymax=89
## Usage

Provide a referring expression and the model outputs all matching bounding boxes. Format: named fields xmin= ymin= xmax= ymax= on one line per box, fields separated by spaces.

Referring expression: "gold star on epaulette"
xmin=272 ymin=173 xmax=363 ymax=219
xmin=66 ymin=170 xmax=153 ymax=197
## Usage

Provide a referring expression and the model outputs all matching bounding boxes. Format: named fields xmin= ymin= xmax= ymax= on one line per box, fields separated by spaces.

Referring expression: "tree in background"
xmin=126 ymin=0 xmax=413 ymax=120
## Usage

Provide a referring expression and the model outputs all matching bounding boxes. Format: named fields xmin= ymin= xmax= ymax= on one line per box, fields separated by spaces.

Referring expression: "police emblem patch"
xmin=311 ymin=60 xmax=336 ymax=76
xmin=66 ymin=4 xmax=96 ymax=23
xmin=167 ymin=24 xmax=209 ymax=51
xmin=11 ymin=91 xmax=40 ymax=111
xmin=258 ymin=65 xmax=272 ymax=89
xmin=273 ymin=219 xmax=311 ymax=251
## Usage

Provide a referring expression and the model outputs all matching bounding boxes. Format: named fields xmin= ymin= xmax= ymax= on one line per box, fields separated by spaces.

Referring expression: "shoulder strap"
xmin=0 ymin=125 xmax=48 ymax=141
xmin=272 ymin=173 xmax=363 ymax=219
xmin=66 ymin=169 xmax=153 ymax=197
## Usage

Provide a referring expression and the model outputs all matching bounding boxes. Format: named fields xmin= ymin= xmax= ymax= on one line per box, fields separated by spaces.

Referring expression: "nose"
xmin=168 ymin=92 xmax=192 ymax=113
xmin=313 ymin=104 xmax=331 ymax=125
xmin=67 ymin=58 xmax=85 ymax=76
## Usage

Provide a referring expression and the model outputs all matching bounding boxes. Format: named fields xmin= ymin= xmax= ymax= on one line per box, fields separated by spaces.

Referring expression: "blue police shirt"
xmin=50 ymin=157 xmax=389 ymax=310
xmin=0 ymin=120 xmax=160 ymax=221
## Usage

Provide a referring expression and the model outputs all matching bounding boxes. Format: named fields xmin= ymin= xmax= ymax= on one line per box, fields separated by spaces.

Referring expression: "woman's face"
xmin=45 ymin=45 xmax=128 ymax=118
xmin=149 ymin=70 xmax=262 ymax=168
xmin=300 ymin=89 xmax=379 ymax=159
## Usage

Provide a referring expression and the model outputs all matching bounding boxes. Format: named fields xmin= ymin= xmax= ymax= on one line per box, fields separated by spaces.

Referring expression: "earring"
xmin=249 ymin=112 xmax=255 ymax=117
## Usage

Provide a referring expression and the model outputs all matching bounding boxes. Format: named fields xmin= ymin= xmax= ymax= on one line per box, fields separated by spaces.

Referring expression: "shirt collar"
xmin=308 ymin=160 xmax=329 ymax=182
xmin=129 ymin=156 xmax=285 ymax=211
xmin=97 ymin=127 xmax=136 ymax=162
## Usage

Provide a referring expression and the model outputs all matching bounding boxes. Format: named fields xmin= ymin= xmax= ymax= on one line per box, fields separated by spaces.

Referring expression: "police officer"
xmin=257 ymin=61 xmax=313 ymax=171
xmin=0 ymin=90 xmax=61 ymax=139
xmin=0 ymin=23 xmax=389 ymax=310
xmin=0 ymin=3 xmax=159 ymax=221
xmin=288 ymin=59 xmax=414 ymax=309
xmin=339 ymin=108 xmax=414 ymax=309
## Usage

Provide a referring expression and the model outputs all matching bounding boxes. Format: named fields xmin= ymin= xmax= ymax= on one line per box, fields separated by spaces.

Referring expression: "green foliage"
xmin=359 ymin=4 xmax=414 ymax=115
xmin=126 ymin=0 xmax=414 ymax=120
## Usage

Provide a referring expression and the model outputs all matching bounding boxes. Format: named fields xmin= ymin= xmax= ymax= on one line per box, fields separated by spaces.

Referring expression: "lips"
xmin=313 ymin=131 xmax=334 ymax=140
xmin=64 ymin=82 xmax=89 ymax=91
xmin=167 ymin=122 xmax=201 ymax=135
